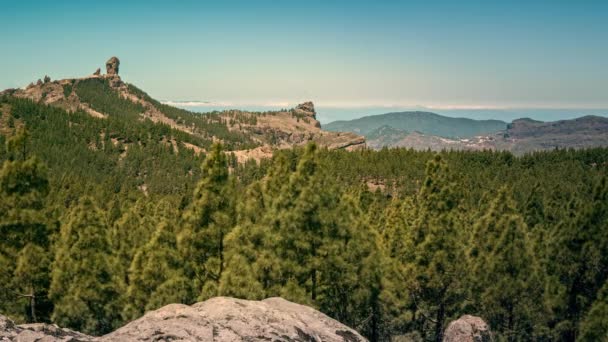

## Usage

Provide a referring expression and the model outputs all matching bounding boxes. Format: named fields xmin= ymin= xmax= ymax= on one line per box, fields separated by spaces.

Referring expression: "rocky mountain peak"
xmin=296 ymin=101 xmax=316 ymax=118
xmin=106 ymin=56 xmax=120 ymax=75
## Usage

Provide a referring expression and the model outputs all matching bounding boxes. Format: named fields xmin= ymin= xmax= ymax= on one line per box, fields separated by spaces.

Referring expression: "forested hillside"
xmin=1 ymin=92 xmax=607 ymax=340
xmin=1 ymin=58 xmax=365 ymax=162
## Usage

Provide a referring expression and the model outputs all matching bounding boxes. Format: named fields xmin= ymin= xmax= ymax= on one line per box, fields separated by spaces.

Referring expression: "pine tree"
xmin=472 ymin=187 xmax=545 ymax=340
xmin=273 ymin=143 xmax=328 ymax=302
xmin=579 ymin=280 xmax=608 ymax=341
xmin=549 ymin=177 xmax=608 ymax=340
xmin=49 ymin=197 xmax=120 ymax=334
xmin=110 ymin=199 xmax=156 ymax=288
xmin=219 ymin=180 xmax=267 ymax=299
xmin=12 ymin=244 xmax=51 ymax=323
xmin=317 ymin=191 xmax=383 ymax=333
xmin=123 ymin=215 xmax=193 ymax=320
xmin=0 ymin=127 xmax=51 ymax=322
xmin=404 ymin=155 xmax=465 ymax=342
xmin=377 ymin=196 xmax=417 ymax=337
xmin=179 ymin=143 xmax=235 ymax=300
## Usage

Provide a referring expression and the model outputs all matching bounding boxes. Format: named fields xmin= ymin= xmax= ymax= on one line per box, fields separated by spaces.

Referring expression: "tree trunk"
xmin=507 ymin=304 xmax=514 ymax=342
xmin=219 ymin=232 xmax=224 ymax=278
xmin=29 ymin=285 xmax=37 ymax=323
xmin=311 ymin=268 xmax=317 ymax=301
xmin=434 ymin=302 xmax=445 ymax=342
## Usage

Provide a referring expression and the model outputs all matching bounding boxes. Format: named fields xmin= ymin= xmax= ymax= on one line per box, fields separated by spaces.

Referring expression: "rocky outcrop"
xmin=317 ymin=132 xmax=366 ymax=150
xmin=103 ymin=297 xmax=366 ymax=342
xmin=105 ymin=57 xmax=120 ymax=75
xmin=93 ymin=68 xmax=101 ymax=76
xmin=443 ymin=315 xmax=493 ymax=342
xmin=296 ymin=101 xmax=316 ymax=117
xmin=0 ymin=315 xmax=92 ymax=341
xmin=0 ymin=297 xmax=366 ymax=342
xmin=294 ymin=101 xmax=321 ymax=128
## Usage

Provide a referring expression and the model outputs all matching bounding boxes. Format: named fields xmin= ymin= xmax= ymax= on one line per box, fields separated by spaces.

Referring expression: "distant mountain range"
xmin=324 ymin=111 xmax=608 ymax=154
xmin=324 ymin=111 xmax=507 ymax=139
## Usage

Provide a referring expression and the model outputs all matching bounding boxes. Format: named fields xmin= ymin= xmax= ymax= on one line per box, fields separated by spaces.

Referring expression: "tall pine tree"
xmin=549 ymin=177 xmax=608 ymax=340
xmin=123 ymin=211 xmax=193 ymax=320
xmin=0 ymin=127 xmax=51 ymax=323
xmin=49 ymin=197 xmax=120 ymax=335
xmin=471 ymin=187 xmax=545 ymax=340
xmin=578 ymin=280 xmax=608 ymax=341
xmin=179 ymin=143 xmax=236 ymax=300
xmin=404 ymin=155 xmax=466 ymax=342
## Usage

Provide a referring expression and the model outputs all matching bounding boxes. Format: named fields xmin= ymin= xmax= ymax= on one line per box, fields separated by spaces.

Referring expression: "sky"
xmin=1 ymin=0 xmax=607 ymax=121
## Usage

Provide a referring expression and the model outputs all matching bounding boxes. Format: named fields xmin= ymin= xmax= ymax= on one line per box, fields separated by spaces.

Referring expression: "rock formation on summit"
xmin=443 ymin=315 xmax=493 ymax=342
xmin=106 ymin=57 xmax=120 ymax=75
xmin=0 ymin=297 xmax=367 ymax=342
xmin=295 ymin=101 xmax=321 ymax=128
xmin=93 ymin=68 xmax=101 ymax=76
xmin=296 ymin=101 xmax=316 ymax=116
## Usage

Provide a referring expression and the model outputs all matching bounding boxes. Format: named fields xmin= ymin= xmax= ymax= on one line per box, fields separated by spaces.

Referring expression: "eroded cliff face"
xmin=219 ymin=101 xmax=365 ymax=161
xmin=0 ymin=297 xmax=367 ymax=342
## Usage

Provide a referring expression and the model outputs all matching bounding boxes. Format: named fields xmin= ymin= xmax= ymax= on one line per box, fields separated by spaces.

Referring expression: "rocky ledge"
xmin=0 ymin=297 xmax=367 ymax=342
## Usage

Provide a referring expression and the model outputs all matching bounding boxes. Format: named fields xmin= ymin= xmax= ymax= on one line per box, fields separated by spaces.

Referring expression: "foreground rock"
xmin=0 ymin=297 xmax=366 ymax=342
xmin=0 ymin=314 xmax=92 ymax=341
xmin=443 ymin=315 xmax=493 ymax=342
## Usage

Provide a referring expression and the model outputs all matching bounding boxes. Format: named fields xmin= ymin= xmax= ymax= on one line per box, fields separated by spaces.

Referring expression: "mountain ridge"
xmin=324 ymin=111 xmax=508 ymax=138
xmin=324 ymin=110 xmax=608 ymax=153
xmin=0 ymin=57 xmax=365 ymax=161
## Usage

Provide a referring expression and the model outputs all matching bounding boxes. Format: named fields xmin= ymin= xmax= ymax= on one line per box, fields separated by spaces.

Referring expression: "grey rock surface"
xmin=1 ymin=297 xmax=366 ymax=342
xmin=0 ymin=315 xmax=92 ymax=341
xmin=443 ymin=315 xmax=493 ymax=342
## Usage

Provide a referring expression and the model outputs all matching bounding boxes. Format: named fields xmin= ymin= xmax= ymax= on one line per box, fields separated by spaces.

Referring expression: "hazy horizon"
xmin=166 ymin=101 xmax=608 ymax=124
xmin=2 ymin=0 xmax=607 ymax=121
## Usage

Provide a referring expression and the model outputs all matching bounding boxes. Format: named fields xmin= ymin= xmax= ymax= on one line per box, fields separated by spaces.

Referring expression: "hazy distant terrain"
xmin=324 ymin=111 xmax=507 ymax=138
xmin=324 ymin=111 xmax=608 ymax=153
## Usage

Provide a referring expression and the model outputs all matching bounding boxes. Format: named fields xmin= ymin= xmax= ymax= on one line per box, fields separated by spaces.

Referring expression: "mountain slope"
xmin=504 ymin=115 xmax=608 ymax=154
xmin=1 ymin=57 xmax=365 ymax=160
xmin=324 ymin=111 xmax=507 ymax=138
xmin=0 ymin=57 xmax=365 ymax=199
xmin=361 ymin=115 xmax=608 ymax=153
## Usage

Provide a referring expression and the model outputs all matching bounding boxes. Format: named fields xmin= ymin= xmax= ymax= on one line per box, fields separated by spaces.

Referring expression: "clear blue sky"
xmin=1 ymin=0 xmax=607 ymax=111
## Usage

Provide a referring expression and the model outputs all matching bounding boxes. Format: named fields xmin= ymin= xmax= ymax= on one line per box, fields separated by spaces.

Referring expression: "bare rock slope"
xmin=0 ymin=314 xmax=91 ymax=342
xmin=0 ymin=297 xmax=366 ymax=342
